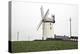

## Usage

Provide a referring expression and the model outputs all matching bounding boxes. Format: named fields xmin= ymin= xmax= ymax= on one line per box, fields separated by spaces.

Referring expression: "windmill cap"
xmin=52 ymin=15 xmax=55 ymax=18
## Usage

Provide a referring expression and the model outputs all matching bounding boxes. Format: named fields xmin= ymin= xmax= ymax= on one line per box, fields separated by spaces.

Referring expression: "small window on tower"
xmin=50 ymin=23 xmax=51 ymax=25
xmin=50 ymin=23 xmax=52 ymax=29
xmin=50 ymin=27 xmax=52 ymax=30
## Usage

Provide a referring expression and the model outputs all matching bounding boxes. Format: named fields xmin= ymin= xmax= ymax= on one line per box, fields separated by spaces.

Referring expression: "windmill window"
xmin=50 ymin=27 xmax=52 ymax=29
xmin=50 ymin=23 xmax=52 ymax=29
xmin=50 ymin=23 xmax=51 ymax=25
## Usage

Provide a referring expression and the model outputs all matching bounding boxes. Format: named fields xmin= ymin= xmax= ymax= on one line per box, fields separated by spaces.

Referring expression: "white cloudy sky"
xmin=11 ymin=1 xmax=78 ymax=41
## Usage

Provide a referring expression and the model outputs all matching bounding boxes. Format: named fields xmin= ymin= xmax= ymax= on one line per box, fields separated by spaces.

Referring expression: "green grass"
xmin=11 ymin=40 xmax=78 ymax=53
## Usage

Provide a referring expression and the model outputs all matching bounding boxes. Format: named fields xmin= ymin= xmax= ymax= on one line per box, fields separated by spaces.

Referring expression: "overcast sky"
xmin=11 ymin=1 xmax=78 ymax=41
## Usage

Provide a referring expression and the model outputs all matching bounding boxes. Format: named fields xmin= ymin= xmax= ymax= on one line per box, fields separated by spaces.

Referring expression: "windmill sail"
xmin=43 ymin=9 xmax=49 ymax=19
xmin=40 ymin=6 xmax=44 ymax=18
xmin=37 ymin=20 xmax=43 ymax=30
xmin=37 ymin=7 xmax=49 ymax=31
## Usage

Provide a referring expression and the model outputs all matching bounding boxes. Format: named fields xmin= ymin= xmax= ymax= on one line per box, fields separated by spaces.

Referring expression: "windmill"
xmin=37 ymin=6 xmax=55 ymax=40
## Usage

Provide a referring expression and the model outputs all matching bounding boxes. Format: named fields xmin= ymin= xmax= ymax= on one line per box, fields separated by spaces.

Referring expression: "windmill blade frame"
xmin=40 ymin=6 xmax=44 ymax=18
xmin=37 ymin=6 xmax=49 ymax=31
xmin=43 ymin=9 xmax=49 ymax=19
xmin=37 ymin=20 xmax=43 ymax=30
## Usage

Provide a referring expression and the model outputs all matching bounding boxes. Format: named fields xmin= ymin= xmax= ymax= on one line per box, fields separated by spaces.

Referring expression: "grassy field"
xmin=11 ymin=40 xmax=78 ymax=53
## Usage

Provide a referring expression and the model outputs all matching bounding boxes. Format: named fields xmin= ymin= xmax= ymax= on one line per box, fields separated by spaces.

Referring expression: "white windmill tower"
xmin=37 ymin=6 xmax=55 ymax=40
